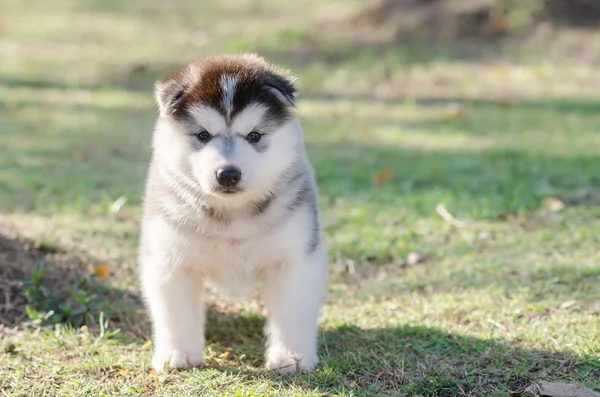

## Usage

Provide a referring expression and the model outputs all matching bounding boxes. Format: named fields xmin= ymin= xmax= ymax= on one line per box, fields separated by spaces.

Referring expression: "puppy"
xmin=138 ymin=53 xmax=327 ymax=374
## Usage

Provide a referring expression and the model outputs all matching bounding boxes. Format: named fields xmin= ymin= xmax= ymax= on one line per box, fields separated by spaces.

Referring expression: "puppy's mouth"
xmin=213 ymin=187 xmax=244 ymax=195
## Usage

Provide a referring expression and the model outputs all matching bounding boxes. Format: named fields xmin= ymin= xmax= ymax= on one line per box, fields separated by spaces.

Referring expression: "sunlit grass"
xmin=1 ymin=0 xmax=599 ymax=395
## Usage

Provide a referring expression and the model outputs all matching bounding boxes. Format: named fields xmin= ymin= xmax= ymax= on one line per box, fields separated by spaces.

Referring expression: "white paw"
xmin=266 ymin=349 xmax=318 ymax=374
xmin=152 ymin=345 xmax=204 ymax=372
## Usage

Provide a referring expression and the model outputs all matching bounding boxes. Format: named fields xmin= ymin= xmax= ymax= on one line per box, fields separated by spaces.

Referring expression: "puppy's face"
xmin=152 ymin=54 xmax=301 ymax=205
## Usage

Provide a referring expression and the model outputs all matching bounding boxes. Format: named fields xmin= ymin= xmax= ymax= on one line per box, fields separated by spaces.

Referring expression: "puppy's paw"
xmin=266 ymin=349 xmax=318 ymax=375
xmin=152 ymin=345 xmax=204 ymax=372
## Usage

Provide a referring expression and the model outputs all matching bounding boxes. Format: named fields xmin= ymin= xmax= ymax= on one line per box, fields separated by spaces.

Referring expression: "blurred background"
xmin=3 ymin=0 xmax=600 ymax=213
xmin=1 ymin=0 xmax=600 ymax=395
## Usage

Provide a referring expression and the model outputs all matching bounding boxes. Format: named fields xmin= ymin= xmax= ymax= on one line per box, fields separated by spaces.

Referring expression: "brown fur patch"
xmin=155 ymin=53 xmax=296 ymax=126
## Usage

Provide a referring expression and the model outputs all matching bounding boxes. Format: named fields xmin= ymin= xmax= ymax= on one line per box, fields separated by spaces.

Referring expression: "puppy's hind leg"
xmin=141 ymin=259 xmax=205 ymax=372
xmin=263 ymin=247 xmax=327 ymax=374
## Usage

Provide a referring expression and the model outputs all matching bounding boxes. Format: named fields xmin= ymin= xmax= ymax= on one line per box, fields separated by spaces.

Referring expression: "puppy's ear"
xmin=264 ymin=74 xmax=296 ymax=108
xmin=154 ymin=72 xmax=187 ymax=116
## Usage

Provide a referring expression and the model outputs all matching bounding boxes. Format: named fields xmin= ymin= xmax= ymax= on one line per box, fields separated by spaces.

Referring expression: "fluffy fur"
xmin=138 ymin=53 xmax=327 ymax=373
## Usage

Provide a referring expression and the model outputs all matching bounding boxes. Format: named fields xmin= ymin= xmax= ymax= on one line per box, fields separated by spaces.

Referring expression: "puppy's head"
xmin=152 ymin=53 xmax=300 ymax=205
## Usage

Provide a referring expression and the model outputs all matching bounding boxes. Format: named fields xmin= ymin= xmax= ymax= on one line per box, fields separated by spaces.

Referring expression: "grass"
xmin=1 ymin=0 xmax=600 ymax=395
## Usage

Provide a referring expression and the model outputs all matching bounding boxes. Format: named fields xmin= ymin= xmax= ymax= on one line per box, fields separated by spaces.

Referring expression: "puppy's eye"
xmin=246 ymin=131 xmax=262 ymax=144
xmin=195 ymin=130 xmax=212 ymax=143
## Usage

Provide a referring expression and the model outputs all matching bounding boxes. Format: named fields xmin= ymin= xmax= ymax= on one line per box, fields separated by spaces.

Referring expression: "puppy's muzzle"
xmin=216 ymin=166 xmax=242 ymax=188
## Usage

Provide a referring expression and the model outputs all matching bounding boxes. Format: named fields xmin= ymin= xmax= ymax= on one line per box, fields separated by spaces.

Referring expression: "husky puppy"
xmin=138 ymin=53 xmax=327 ymax=374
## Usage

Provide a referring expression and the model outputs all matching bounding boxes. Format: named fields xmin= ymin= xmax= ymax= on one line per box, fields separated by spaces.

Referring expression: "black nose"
xmin=216 ymin=166 xmax=242 ymax=187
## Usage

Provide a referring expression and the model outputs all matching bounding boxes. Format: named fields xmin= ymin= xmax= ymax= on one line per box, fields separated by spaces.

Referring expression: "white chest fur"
xmin=142 ymin=204 xmax=312 ymax=297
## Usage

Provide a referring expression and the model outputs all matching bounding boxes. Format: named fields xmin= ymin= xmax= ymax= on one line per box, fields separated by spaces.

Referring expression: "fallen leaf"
xmin=373 ymin=169 xmax=391 ymax=184
xmin=542 ymin=197 xmax=565 ymax=212
xmin=406 ymin=251 xmax=430 ymax=266
xmin=127 ymin=62 xmax=149 ymax=77
xmin=159 ymin=375 xmax=171 ymax=384
xmin=484 ymin=14 xmax=509 ymax=35
xmin=495 ymin=98 xmax=514 ymax=108
xmin=219 ymin=351 xmax=230 ymax=359
xmin=95 ymin=264 xmax=110 ymax=278
xmin=4 ymin=343 xmax=16 ymax=354
xmin=7 ymin=103 xmax=20 ymax=118
xmin=525 ymin=381 xmax=600 ymax=397
xmin=534 ymin=64 xmax=550 ymax=79
xmin=149 ymin=369 xmax=158 ymax=376
xmin=497 ymin=211 xmax=518 ymax=221
xmin=491 ymin=64 xmax=507 ymax=78
xmin=436 ymin=203 xmax=468 ymax=228
xmin=74 ymin=148 xmax=92 ymax=163
xmin=560 ymin=300 xmax=578 ymax=310
xmin=119 ymin=369 xmax=128 ymax=376
xmin=442 ymin=103 xmax=467 ymax=122
xmin=111 ymin=196 xmax=128 ymax=213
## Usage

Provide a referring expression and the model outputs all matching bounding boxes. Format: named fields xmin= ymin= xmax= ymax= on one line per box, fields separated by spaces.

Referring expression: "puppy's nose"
xmin=216 ymin=166 xmax=242 ymax=187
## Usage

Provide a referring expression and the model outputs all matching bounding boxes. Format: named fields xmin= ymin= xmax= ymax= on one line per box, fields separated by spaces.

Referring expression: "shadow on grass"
xmin=0 ymin=232 xmax=83 ymax=326
xmin=0 ymin=63 xmax=182 ymax=93
xmin=0 ymin=231 xmax=141 ymax=331
xmin=6 ymin=91 xmax=599 ymax=213
xmin=3 ymin=71 xmax=600 ymax=207
xmin=308 ymin=138 xmax=600 ymax=305
xmin=306 ymin=92 xmax=600 ymax=119
xmin=256 ymin=35 xmax=507 ymax=72
xmin=2 ymin=74 xmax=600 ymax=393
xmin=199 ymin=310 xmax=600 ymax=396
xmin=3 ymin=81 xmax=600 ymax=305
xmin=2 ymin=231 xmax=598 ymax=395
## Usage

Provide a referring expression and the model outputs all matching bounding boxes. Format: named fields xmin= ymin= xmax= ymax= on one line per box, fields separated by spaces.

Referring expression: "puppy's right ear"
xmin=154 ymin=72 xmax=187 ymax=116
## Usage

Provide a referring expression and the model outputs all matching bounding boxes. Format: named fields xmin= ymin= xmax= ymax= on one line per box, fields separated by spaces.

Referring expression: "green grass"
xmin=1 ymin=0 xmax=600 ymax=396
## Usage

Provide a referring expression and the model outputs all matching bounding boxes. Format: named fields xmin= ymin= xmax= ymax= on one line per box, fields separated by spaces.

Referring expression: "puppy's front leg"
xmin=264 ymin=248 xmax=327 ymax=374
xmin=141 ymin=259 xmax=205 ymax=372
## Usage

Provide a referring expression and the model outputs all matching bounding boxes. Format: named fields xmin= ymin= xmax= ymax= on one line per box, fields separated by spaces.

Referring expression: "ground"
xmin=0 ymin=0 xmax=599 ymax=396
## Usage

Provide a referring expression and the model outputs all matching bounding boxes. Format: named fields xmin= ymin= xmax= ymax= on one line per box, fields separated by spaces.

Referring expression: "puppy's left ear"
xmin=154 ymin=71 xmax=187 ymax=116
xmin=265 ymin=74 xmax=296 ymax=108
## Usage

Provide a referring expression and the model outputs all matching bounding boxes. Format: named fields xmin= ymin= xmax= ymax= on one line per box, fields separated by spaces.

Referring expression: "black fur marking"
xmin=287 ymin=179 xmax=312 ymax=212
xmin=157 ymin=55 xmax=296 ymax=132
xmin=274 ymin=159 xmax=304 ymax=191
xmin=168 ymin=89 xmax=186 ymax=113
xmin=200 ymin=203 xmax=230 ymax=223
xmin=274 ymin=165 xmax=322 ymax=254
xmin=293 ymin=181 xmax=321 ymax=254
xmin=251 ymin=194 xmax=274 ymax=216
xmin=230 ymin=77 xmax=293 ymax=127
xmin=155 ymin=72 xmax=189 ymax=115
xmin=307 ymin=216 xmax=321 ymax=254
xmin=264 ymin=75 xmax=296 ymax=107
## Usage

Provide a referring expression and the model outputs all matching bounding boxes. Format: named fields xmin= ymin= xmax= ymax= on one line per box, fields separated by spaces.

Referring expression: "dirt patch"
xmin=355 ymin=0 xmax=513 ymax=41
xmin=355 ymin=0 xmax=600 ymax=43
xmin=0 ymin=228 xmax=92 ymax=327
xmin=0 ymin=218 xmax=262 ymax=338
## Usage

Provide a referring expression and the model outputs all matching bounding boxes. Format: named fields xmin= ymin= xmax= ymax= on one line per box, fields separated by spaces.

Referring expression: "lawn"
xmin=1 ymin=0 xmax=599 ymax=396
